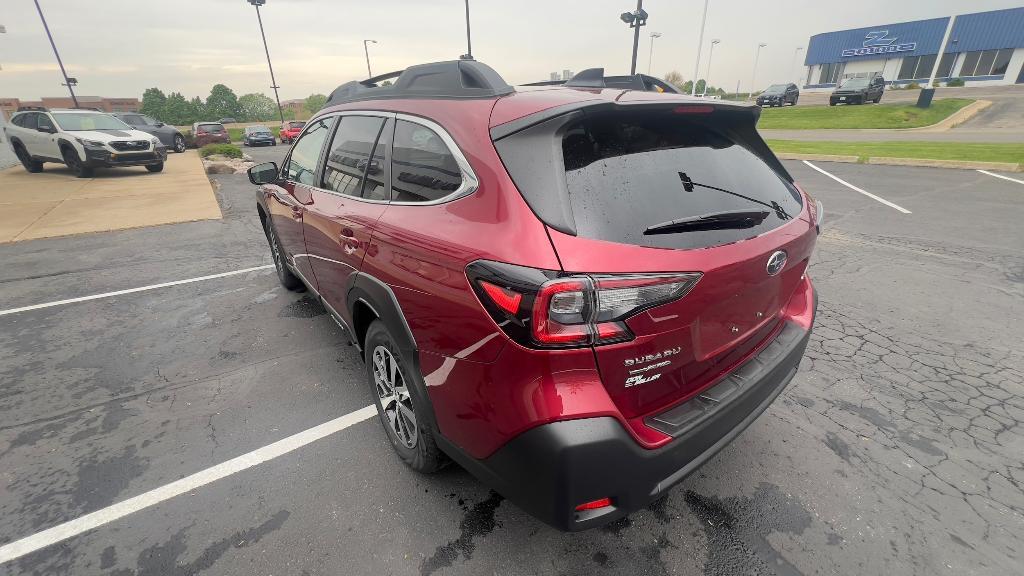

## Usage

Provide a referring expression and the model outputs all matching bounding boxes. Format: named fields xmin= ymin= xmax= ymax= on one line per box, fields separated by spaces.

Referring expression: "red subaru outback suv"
xmin=249 ymin=60 xmax=821 ymax=531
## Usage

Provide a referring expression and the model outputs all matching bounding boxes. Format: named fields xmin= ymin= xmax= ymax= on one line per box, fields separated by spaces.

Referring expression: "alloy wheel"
xmin=371 ymin=345 xmax=418 ymax=449
xmin=174 ymin=135 xmax=186 ymax=153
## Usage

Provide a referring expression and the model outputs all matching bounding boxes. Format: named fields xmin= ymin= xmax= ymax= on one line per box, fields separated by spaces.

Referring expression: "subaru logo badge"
xmin=766 ymin=251 xmax=787 ymax=276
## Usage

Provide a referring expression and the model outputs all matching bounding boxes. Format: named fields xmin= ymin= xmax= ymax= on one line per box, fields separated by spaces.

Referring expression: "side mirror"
xmin=155 ymin=122 xmax=165 ymax=127
xmin=248 ymin=161 xmax=279 ymax=185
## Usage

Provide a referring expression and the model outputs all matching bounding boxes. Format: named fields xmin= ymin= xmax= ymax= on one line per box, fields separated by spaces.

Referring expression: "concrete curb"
xmin=906 ymin=99 xmax=992 ymax=132
xmin=775 ymin=153 xmax=860 ymax=163
xmin=866 ymin=157 xmax=1021 ymax=172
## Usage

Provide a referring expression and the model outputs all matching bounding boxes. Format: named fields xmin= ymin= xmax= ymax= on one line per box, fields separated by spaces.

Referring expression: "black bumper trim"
xmin=443 ymin=312 xmax=814 ymax=532
xmin=84 ymin=148 xmax=167 ymax=168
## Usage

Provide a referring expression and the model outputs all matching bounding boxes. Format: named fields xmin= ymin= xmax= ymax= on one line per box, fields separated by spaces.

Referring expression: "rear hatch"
xmin=493 ymin=98 xmax=816 ymax=419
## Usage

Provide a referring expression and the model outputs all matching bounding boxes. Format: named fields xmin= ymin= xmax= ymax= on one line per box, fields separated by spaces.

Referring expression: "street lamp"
xmin=792 ymin=46 xmax=804 ymax=85
xmin=620 ymin=1 xmax=649 ymax=75
xmin=647 ymin=32 xmax=661 ymax=75
xmin=461 ymin=0 xmax=473 ymax=59
xmin=33 ymin=0 xmax=78 ymax=108
xmin=703 ymin=39 xmax=720 ymax=96
xmin=749 ymin=42 xmax=767 ymax=99
xmin=363 ymin=39 xmax=377 ymax=78
xmin=247 ymin=0 xmax=284 ymax=123
xmin=690 ymin=0 xmax=710 ymax=96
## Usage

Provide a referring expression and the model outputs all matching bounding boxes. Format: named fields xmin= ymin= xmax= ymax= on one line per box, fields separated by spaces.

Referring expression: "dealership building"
xmin=802 ymin=7 xmax=1024 ymax=91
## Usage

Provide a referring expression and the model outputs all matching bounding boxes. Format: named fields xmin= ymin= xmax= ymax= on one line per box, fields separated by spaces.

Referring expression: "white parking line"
xmin=802 ymin=161 xmax=912 ymax=214
xmin=0 ymin=265 xmax=274 ymax=318
xmin=0 ymin=404 xmax=377 ymax=565
xmin=977 ymin=169 xmax=1024 ymax=186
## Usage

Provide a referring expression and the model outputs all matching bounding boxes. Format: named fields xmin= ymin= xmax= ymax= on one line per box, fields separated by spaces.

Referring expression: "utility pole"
xmin=248 ymin=0 xmax=284 ymax=123
xmin=363 ymin=39 xmax=377 ymax=78
xmin=749 ymin=42 xmax=766 ymax=99
xmin=792 ymin=46 xmax=804 ymax=85
xmin=690 ymin=0 xmax=710 ymax=96
xmin=647 ymin=32 xmax=661 ymax=75
xmin=33 ymin=0 xmax=78 ymax=108
xmin=920 ymin=14 xmax=956 ymax=108
xmin=620 ymin=1 xmax=648 ymax=75
xmin=703 ymin=39 xmax=720 ymax=96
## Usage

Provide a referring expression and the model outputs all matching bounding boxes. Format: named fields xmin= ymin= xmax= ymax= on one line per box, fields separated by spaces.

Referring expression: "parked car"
xmin=278 ymin=121 xmax=305 ymax=144
xmin=756 ymin=83 xmax=799 ymax=107
xmin=248 ymin=60 xmax=821 ymax=531
xmin=4 ymin=107 xmax=167 ymax=177
xmin=830 ymin=76 xmax=885 ymax=105
xmin=242 ymin=125 xmax=277 ymax=147
xmin=112 ymin=112 xmax=187 ymax=153
xmin=217 ymin=117 xmax=237 ymax=125
xmin=191 ymin=122 xmax=230 ymax=147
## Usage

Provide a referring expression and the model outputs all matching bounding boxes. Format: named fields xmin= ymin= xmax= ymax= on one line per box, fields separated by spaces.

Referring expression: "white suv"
xmin=3 ymin=108 xmax=168 ymax=178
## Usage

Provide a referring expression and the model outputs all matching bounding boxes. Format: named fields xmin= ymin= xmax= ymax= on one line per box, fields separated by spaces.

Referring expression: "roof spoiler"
xmin=323 ymin=59 xmax=514 ymax=109
xmin=523 ymin=69 xmax=681 ymax=94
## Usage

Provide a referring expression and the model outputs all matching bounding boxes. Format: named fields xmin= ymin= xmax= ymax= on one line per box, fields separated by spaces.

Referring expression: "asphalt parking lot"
xmin=1 ymin=149 xmax=1022 ymax=575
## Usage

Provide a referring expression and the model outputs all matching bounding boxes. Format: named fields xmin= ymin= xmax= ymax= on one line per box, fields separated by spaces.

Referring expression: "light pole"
xmin=703 ymin=39 xmax=720 ymax=96
xmin=461 ymin=0 xmax=472 ymax=59
xmin=247 ymin=0 xmax=284 ymax=123
xmin=619 ymin=1 xmax=649 ymax=75
xmin=690 ymin=0 xmax=710 ymax=96
xmin=33 ymin=0 xmax=78 ymax=108
xmin=363 ymin=39 xmax=377 ymax=78
xmin=647 ymin=32 xmax=661 ymax=75
xmin=749 ymin=42 xmax=766 ymax=99
xmin=791 ymin=46 xmax=804 ymax=85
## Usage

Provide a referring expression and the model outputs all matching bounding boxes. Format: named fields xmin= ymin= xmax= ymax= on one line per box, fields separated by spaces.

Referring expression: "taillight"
xmin=795 ymin=182 xmax=823 ymax=233
xmin=467 ymin=260 xmax=700 ymax=349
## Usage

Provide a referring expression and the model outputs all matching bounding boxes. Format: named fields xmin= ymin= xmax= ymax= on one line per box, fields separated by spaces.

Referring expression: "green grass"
xmin=198 ymin=143 xmax=244 ymax=159
xmin=758 ymin=98 xmax=974 ymax=130
xmin=766 ymin=140 xmax=1024 ymax=166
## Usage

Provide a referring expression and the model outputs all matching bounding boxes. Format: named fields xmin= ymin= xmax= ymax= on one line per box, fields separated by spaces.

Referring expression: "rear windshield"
xmin=560 ymin=111 xmax=801 ymax=249
xmin=198 ymin=124 xmax=225 ymax=133
xmin=288 ymin=122 xmax=305 ymax=129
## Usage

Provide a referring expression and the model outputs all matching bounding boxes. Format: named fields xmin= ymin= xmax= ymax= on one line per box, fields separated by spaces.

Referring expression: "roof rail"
xmin=524 ymin=69 xmax=681 ymax=94
xmin=16 ymin=106 xmax=48 ymax=112
xmin=323 ymin=59 xmax=514 ymax=108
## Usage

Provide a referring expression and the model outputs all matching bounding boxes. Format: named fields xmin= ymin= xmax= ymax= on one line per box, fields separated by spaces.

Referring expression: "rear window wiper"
xmin=679 ymin=172 xmax=791 ymax=220
xmin=644 ymin=210 xmax=770 ymax=235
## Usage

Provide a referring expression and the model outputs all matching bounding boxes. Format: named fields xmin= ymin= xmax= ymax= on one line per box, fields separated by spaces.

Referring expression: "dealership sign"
xmin=841 ymin=30 xmax=916 ymax=57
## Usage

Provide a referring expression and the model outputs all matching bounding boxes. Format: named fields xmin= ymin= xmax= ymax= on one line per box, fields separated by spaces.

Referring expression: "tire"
xmin=173 ymin=134 xmax=186 ymax=153
xmin=14 ymin=143 xmax=43 ymax=173
xmin=146 ymin=162 xmax=164 ymax=173
xmin=62 ymin=146 xmax=93 ymax=178
xmin=364 ymin=320 xmax=447 ymax=473
xmin=263 ymin=219 xmax=304 ymax=291
xmin=829 ymin=101 xmax=836 ymax=106
xmin=874 ymin=96 xmax=881 ymax=104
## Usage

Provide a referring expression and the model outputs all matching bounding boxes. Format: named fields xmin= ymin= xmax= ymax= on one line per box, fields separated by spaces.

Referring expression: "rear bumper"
xmin=84 ymin=147 xmax=167 ymax=168
xmin=451 ymin=292 xmax=815 ymax=531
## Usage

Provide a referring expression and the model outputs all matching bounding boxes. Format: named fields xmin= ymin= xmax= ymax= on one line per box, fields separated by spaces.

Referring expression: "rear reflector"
xmin=479 ymin=280 xmax=522 ymax=315
xmin=575 ymin=497 xmax=613 ymax=512
xmin=672 ymin=105 xmax=714 ymax=114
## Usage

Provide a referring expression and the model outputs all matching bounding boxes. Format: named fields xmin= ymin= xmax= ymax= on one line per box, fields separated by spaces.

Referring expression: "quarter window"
xmin=284 ymin=117 xmax=335 ymax=185
xmin=37 ymin=114 xmax=54 ymax=131
xmin=21 ymin=113 xmax=39 ymax=130
xmin=391 ymin=120 xmax=462 ymax=203
xmin=321 ymin=115 xmax=387 ymax=199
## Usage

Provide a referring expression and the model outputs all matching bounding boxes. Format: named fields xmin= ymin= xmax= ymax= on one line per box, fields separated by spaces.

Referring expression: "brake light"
xmin=467 ymin=261 xmax=700 ymax=349
xmin=575 ymin=497 xmax=613 ymax=512
xmin=672 ymin=105 xmax=714 ymax=114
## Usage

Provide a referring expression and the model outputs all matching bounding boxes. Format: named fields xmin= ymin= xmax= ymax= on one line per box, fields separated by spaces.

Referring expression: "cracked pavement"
xmin=0 ymin=154 xmax=1022 ymax=575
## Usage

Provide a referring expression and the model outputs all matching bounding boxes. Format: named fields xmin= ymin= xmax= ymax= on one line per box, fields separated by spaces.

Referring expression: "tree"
xmin=140 ymin=88 xmax=167 ymax=120
xmin=205 ymin=84 xmax=241 ymax=120
xmin=304 ymin=93 xmax=327 ymax=114
xmin=238 ymin=93 xmax=276 ymax=121
xmin=162 ymin=92 xmax=192 ymax=126
xmin=681 ymin=80 xmax=694 ymax=94
xmin=188 ymin=97 xmax=206 ymax=123
xmin=694 ymin=79 xmax=706 ymax=94
xmin=663 ymin=71 xmax=685 ymax=91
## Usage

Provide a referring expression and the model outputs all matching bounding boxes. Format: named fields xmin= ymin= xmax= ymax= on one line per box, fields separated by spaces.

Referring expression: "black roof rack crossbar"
xmin=323 ymin=59 xmax=514 ymax=109
xmin=16 ymin=106 xmax=49 ymax=112
xmin=527 ymin=69 xmax=680 ymax=94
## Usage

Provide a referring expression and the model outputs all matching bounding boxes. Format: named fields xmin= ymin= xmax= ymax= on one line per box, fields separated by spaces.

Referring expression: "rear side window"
xmin=560 ymin=111 xmax=801 ymax=249
xmin=391 ymin=120 xmax=461 ymax=203
xmin=284 ymin=117 xmax=335 ymax=185
xmin=20 ymin=113 xmax=38 ymax=130
xmin=321 ymin=115 xmax=387 ymax=200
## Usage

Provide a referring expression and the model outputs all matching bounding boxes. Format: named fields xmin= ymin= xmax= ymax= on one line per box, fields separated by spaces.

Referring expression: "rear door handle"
xmin=291 ymin=206 xmax=303 ymax=220
xmin=340 ymin=228 xmax=359 ymax=250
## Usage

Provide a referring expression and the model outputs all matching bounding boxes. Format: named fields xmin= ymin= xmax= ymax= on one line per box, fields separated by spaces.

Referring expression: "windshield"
xmin=53 ymin=113 xmax=132 ymax=131
xmin=248 ymin=127 xmax=271 ymax=134
xmin=763 ymin=84 xmax=788 ymax=94
xmin=839 ymin=78 xmax=869 ymax=89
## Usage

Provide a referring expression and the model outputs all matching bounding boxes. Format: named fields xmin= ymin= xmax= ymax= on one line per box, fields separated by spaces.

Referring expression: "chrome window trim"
xmin=390 ymin=112 xmax=479 ymax=206
xmin=312 ymin=110 xmax=395 ymax=202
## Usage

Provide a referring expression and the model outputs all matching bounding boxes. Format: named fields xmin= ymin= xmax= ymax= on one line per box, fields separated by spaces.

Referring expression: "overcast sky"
xmin=1 ymin=0 xmax=1020 ymax=100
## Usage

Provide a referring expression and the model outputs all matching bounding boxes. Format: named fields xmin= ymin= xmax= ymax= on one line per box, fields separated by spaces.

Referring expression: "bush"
xmin=183 ymin=132 xmax=197 ymax=149
xmin=947 ymin=77 xmax=965 ymax=87
xmin=905 ymin=82 xmax=922 ymax=90
xmin=199 ymin=144 xmax=243 ymax=159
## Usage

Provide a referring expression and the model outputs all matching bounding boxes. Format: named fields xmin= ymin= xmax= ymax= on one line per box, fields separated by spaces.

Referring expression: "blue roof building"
xmin=802 ymin=7 xmax=1024 ymax=89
